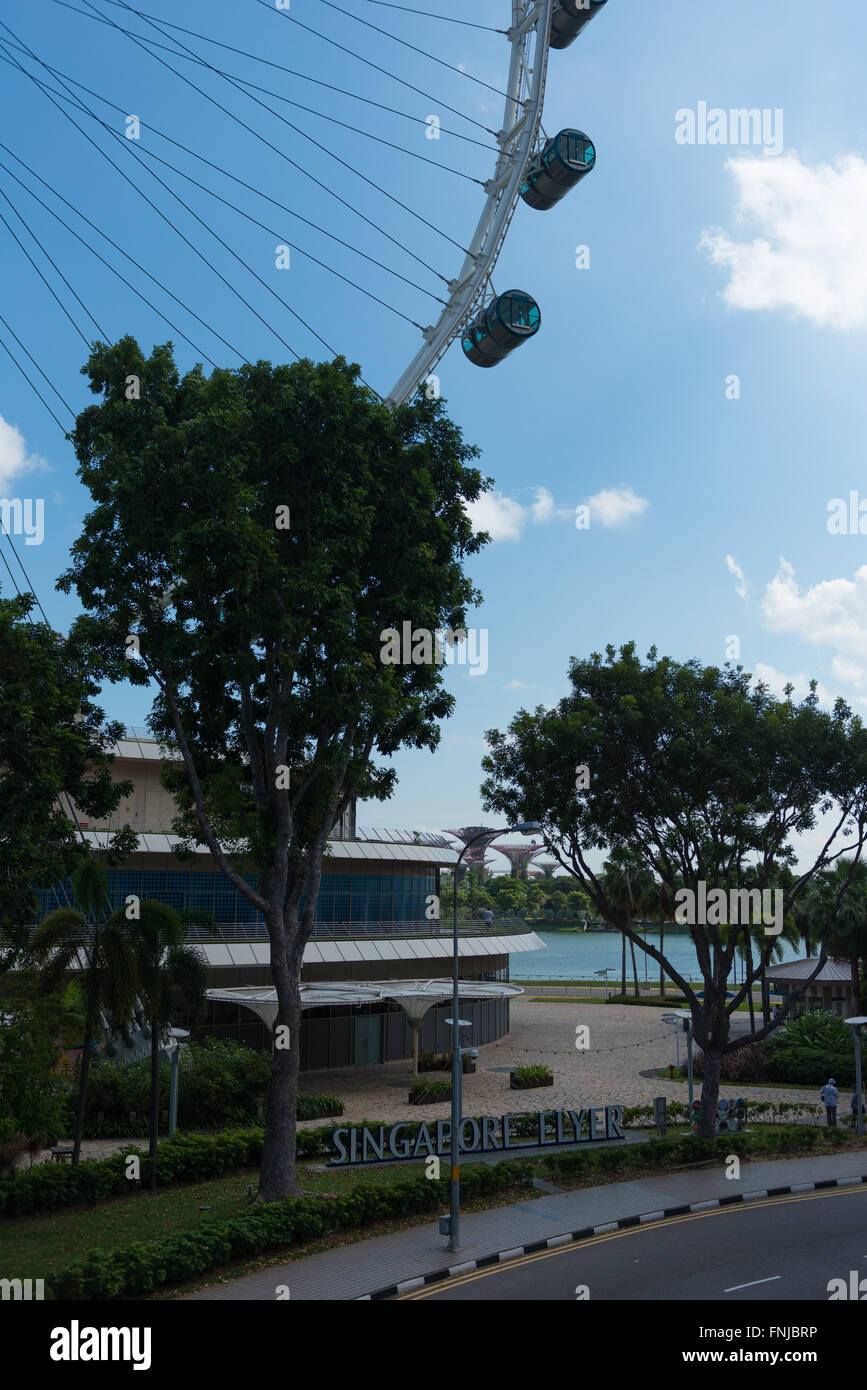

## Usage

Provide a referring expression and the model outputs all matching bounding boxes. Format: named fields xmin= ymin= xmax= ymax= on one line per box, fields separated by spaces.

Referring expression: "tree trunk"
xmin=659 ymin=915 xmax=665 ymax=996
xmin=696 ymin=1001 xmax=729 ymax=1137
xmin=149 ymin=1020 xmax=159 ymax=1194
xmin=745 ymin=934 xmax=756 ymax=1032
xmin=620 ymin=933 xmax=626 ymax=996
xmin=630 ymin=935 xmax=639 ymax=997
xmin=257 ymin=952 xmax=301 ymax=1203
xmin=72 ymin=1017 xmax=92 ymax=1166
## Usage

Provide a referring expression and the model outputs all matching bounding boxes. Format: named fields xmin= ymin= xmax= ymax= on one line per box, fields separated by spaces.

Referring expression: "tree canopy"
xmin=0 ymin=591 xmax=132 ymax=967
xmin=60 ymin=339 xmax=490 ymax=1198
xmin=482 ymin=642 xmax=867 ymax=1133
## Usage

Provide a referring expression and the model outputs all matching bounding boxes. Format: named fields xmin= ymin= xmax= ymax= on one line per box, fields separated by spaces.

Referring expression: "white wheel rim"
xmin=385 ymin=0 xmax=554 ymax=407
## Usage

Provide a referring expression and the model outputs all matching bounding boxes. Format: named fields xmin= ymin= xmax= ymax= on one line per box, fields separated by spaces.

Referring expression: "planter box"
xmin=510 ymin=1074 xmax=554 ymax=1090
xmin=408 ymin=1087 xmax=451 ymax=1105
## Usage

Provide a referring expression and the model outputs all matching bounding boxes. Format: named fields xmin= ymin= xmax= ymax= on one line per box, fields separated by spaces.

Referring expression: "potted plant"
xmin=510 ymin=1064 xmax=554 ymax=1090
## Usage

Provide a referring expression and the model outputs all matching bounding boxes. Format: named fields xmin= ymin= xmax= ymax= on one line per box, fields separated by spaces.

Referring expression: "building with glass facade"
xmin=46 ymin=736 xmax=544 ymax=1068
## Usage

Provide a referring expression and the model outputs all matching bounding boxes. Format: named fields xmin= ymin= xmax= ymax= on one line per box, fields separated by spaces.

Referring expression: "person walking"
xmin=819 ymin=1077 xmax=839 ymax=1127
xmin=482 ymin=907 xmax=494 ymax=929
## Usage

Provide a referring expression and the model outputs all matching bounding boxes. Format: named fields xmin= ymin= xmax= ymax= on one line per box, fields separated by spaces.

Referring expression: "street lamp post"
xmin=446 ymin=819 xmax=540 ymax=1252
xmin=844 ymin=1017 xmax=867 ymax=1137
xmin=676 ymin=1010 xmax=694 ymax=1112
xmin=167 ymin=1028 xmax=190 ymax=1139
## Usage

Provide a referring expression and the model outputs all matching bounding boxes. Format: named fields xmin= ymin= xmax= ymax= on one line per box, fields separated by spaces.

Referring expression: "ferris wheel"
xmin=385 ymin=0 xmax=608 ymax=407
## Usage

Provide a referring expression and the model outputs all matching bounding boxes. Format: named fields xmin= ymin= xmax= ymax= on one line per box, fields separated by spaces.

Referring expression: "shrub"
xmin=764 ymin=1011 xmax=856 ymax=1087
xmin=65 ymin=1040 xmax=343 ymax=1136
xmin=295 ymin=1093 xmax=344 ymax=1122
xmin=512 ymin=1065 xmax=552 ymax=1083
xmin=408 ymin=1078 xmax=451 ymax=1104
xmin=418 ymin=1050 xmax=474 ymax=1074
xmin=693 ymin=1042 xmax=768 ymax=1083
xmin=606 ymin=994 xmax=687 ymax=1007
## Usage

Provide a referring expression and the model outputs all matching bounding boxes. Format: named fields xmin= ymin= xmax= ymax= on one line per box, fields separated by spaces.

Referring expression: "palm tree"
xmin=600 ymin=851 xmax=653 ymax=997
xmin=824 ymin=857 xmax=867 ymax=1014
xmin=30 ymin=858 xmax=137 ymax=1164
xmin=648 ymin=879 xmax=678 ymax=997
xmin=122 ymin=902 xmax=208 ymax=1192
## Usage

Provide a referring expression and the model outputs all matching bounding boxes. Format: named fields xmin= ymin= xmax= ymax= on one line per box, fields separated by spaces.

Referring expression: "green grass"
xmin=0 ymin=1160 xmax=422 ymax=1278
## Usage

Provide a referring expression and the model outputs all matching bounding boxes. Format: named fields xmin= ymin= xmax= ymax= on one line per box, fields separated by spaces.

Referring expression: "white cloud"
xmin=464 ymin=491 xmax=526 ymax=541
xmin=504 ymin=678 xmax=529 ymax=691
xmin=701 ymin=154 xmax=867 ymax=330
xmin=726 ymin=553 xmax=749 ymax=599
xmin=759 ymin=557 xmax=867 ymax=697
xmin=0 ymin=414 xmax=45 ymax=494
xmin=531 ymin=487 xmax=572 ymax=523
xmin=465 ymin=485 xmax=648 ymax=541
xmin=465 ymin=487 xmax=572 ymax=542
xmin=761 ymin=557 xmax=867 ymax=658
xmin=585 ymin=486 xmax=649 ymax=528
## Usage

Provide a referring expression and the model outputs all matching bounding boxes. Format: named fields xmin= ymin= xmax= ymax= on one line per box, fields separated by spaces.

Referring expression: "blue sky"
xmin=2 ymin=0 xmax=867 ymax=868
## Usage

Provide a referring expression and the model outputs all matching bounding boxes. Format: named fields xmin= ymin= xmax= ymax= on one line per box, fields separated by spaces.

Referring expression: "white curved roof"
xmin=196 ymin=931 xmax=545 ymax=969
xmin=207 ymin=978 xmax=523 ymax=1029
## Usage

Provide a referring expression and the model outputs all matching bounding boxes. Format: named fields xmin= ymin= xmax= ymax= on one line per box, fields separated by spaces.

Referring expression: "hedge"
xmin=0 ymin=1130 xmax=266 ymax=1217
xmin=3 ymin=1102 xmax=850 ymax=1221
xmin=46 ymin=1159 xmax=533 ymax=1299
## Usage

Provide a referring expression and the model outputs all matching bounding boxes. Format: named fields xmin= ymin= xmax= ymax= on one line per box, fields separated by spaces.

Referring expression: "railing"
xmin=183 ymin=916 xmax=532 ymax=942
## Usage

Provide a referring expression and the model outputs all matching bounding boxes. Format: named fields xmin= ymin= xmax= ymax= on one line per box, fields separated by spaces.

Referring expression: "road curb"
xmin=357 ymin=1173 xmax=867 ymax=1300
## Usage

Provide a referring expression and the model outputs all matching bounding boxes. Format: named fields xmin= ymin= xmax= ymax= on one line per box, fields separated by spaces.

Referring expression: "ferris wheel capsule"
xmin=549 ymin=0 xmax=608 ymax=50
xmin=521 ymin=130 xmax=596 ymax=211
xmin=461 ymin=290 xmax=541 ymax=368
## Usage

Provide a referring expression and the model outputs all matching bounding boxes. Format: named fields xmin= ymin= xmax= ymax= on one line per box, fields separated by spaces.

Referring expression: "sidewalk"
xmin=180 ymin=1149 xmax=867 ymax=1301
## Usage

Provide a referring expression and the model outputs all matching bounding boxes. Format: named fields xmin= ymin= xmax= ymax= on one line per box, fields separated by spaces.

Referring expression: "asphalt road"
xmin=399 ymin=1187 xmax=867 ymax=1300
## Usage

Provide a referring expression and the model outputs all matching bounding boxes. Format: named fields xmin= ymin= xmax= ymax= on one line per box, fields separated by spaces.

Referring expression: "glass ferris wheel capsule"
xmin=461 ymin=291 xmax=541 ymax=369
xmin=549 ymin=0 xmax=608 ymax=50
xmin=520 ymin=130 xmax=596 ymax=211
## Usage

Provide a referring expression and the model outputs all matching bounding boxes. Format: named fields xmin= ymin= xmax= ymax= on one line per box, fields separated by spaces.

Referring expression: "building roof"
xmin=191 ymin=931 xmax=545 ymax=969
xmin=764 ymin=957 xmax=853 ymax=983
xmin=206 ymin=978 xmax=524 ymax=1028
xmin=79 ymin=829 xmax=459 ymax=866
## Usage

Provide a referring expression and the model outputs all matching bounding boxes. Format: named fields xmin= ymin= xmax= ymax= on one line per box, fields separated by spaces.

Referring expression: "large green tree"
xmin=482 ymin=643 xmax=867 ymax=1136
xmin=60 ymin=339 xmax=489 ymax=1200
xmin=0 ymin=592 xmax=131 ymax=968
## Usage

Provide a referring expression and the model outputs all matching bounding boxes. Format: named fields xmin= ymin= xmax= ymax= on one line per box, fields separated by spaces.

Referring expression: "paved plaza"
xmin=300 ymin=999 xmax=824 ymax=1125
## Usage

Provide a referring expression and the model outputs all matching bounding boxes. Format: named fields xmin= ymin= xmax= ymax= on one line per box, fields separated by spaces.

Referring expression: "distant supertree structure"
xmin=443 ymin=827 xmax=501 ymax=874
xmin=529 ymin=859 xmax=561 ymax=880
xmin=452 ymin=852 xmax=496 ymax=885
xmin=491 ymin=842 xmax=544 ymax=879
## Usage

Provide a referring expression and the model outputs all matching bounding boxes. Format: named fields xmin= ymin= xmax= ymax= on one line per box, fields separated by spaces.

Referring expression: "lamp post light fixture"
xmin=844 ymin=1016 xmax=867 ymax=1137
xmin=675 ymin=1010 xmax=694 ymax=1112
xmin=167 ymin=1027 xmax=190 ymax=1139
xmin=445 ymin=819 xmax=540 ymax=1252
xmin=661 ymin=1013 xmax=681 ymax=1069
xmin=594 ymin=967 xmax=614 ymax=1002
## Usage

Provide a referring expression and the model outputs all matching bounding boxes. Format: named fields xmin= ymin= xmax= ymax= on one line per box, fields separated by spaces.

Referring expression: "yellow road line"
xmin=399 ymin=1185 xmax=867 ymax=1299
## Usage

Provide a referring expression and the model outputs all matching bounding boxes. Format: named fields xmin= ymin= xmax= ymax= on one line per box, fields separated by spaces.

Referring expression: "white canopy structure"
xmin=206 ymin=979 xmax=523 ymax=1073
